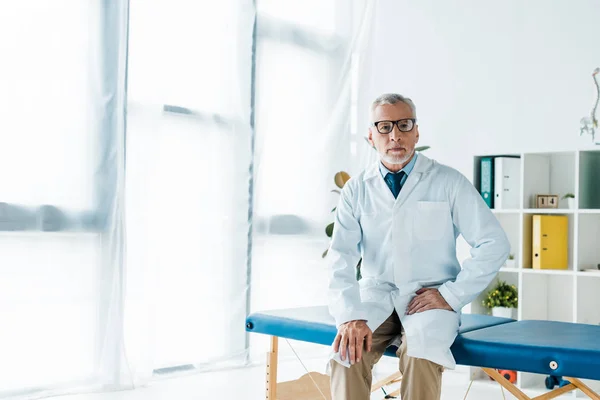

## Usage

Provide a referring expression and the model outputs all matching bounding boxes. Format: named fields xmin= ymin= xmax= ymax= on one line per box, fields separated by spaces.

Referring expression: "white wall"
xmin=361 ymin=0 xmax=600 ymax=179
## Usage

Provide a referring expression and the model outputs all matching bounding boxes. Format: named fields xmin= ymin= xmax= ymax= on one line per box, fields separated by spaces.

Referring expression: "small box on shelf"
xmin=535 ymin=194 xmax=558 ymax=209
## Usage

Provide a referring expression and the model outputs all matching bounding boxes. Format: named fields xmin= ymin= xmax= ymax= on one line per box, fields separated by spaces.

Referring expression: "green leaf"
xmin=331 ymin=189 xmax=341 ymax=194
xmin=482 ymin=280 xmax=518 ymax=308
xmin=415 ymin=146 xmax=430 ymax=152
xmin=331 ymin=207 xmax=337 ymax=213
xmin=322 ymin=249 xmax=328 ymax=258
xmin=325 ymin=222 xmax=334 ymax=238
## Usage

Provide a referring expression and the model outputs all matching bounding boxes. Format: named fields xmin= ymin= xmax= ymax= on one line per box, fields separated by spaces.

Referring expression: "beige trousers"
xmin=329 ymin=311 xmax=444 ymax=400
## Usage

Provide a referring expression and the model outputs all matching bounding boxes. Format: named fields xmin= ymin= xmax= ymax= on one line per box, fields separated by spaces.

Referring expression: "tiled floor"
xmin=58 ymin=355 xmax=551 ymax=400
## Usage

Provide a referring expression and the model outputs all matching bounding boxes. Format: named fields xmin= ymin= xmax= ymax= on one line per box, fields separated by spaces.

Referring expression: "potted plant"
xmin=505 ymin=253 xmax=516 ymax=269
xmin=562 ymin=193 xmax=575 ymax=209
xmin=323 ymin=171 xmax=351 ymax=258
xmin=482 ymin=280 xmax=518 ymax=318
xmin=323 ymin=171 xmax=363 ymax=280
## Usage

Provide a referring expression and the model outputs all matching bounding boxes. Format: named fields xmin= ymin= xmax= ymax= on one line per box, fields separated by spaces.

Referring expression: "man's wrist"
xmin=437 ymin=285 xmax=461 ymax=312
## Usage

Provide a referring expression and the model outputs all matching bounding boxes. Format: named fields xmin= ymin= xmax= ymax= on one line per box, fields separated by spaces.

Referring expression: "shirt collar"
xmin=379 ymin=152 xmax=418 ymax=178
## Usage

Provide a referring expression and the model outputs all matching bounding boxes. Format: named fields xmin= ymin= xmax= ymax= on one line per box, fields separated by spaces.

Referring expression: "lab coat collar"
xmin=363 ymin=152 xmax=434 ymax=181
xmin=363 ymin=153 xmax=434 ymax=207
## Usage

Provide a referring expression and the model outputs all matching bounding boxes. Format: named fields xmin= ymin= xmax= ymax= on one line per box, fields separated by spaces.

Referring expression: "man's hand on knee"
xmin=406 ymin=288 xmax=454 ymax=315
xmin=333 ymin=320 xmax=372 ymax=365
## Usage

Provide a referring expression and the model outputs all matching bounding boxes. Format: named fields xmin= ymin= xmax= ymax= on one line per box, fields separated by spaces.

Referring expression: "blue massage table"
xmin=246 ymin=306 xmax=600 ymax=400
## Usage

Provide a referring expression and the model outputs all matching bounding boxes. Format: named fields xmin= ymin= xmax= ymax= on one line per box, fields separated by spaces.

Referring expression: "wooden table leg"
xmin=266 ymin=336 xmax=278 ymax=399
xmin=371 ymin=371 xmax=402 ymax=393
xmin=482 ymin=368 xmax=531 ymax=400
xmin=533 ymin=383 xmax=576 ymax=400
xmin=563 ymin=377 xmax=600 ymax=400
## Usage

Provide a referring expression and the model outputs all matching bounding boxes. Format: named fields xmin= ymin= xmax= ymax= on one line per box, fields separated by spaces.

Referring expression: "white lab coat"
xmin=327 ymin=154 xmax=510 ymax=369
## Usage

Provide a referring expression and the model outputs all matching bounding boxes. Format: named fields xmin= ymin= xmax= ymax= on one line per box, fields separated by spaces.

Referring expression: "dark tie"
xmin=385 ymin=171 xmax=406 ymax=199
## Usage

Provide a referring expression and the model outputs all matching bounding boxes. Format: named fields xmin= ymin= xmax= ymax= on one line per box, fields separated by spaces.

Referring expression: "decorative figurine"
xmin=580 ymin=67 xmax=600 ymax=144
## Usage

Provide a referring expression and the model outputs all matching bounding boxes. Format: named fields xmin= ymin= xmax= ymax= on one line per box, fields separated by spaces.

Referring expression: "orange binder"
xmin=532 ymin=215 xmax=568 ymax=270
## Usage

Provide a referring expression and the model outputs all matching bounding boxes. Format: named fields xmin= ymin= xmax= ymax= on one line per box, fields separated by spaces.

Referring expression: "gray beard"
xmin=381 ymin=148 xmax=414 ymax=165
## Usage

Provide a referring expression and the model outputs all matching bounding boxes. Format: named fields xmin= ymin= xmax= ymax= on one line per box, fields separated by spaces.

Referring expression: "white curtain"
xmin=0 ymin=0 xmax=376 ymax=397
xmin=249 ymin=0 xmax=376 ymax=360
xmin=0 ymin=0 xmax=129 ymax=398
xmin=123 ymin=0 xmax=255 ymax=385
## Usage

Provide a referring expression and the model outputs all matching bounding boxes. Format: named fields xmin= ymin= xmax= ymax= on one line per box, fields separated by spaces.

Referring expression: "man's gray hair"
xmin=370 ymin=93 xmax=417 ymax=118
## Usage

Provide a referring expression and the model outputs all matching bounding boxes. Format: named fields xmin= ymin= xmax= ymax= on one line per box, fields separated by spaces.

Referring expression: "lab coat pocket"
xmin=414 ymin=201 xmax=450 ymax=241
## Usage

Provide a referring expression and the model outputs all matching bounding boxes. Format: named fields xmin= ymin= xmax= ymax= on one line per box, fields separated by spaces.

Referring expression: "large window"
xmin=249 ymin=0 xmax=363 ymax=318
xmin=125 ymin=0 xmax=254 ymax=372
xmin=0 ymin=1 xmax=371 ymax=393
xmin=0 ymin=1 xmax=110 ymax=394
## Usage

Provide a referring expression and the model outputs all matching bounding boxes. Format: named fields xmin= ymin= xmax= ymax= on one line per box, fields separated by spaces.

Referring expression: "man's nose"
xmin=390 ymin=124 xmax=402 ymax=141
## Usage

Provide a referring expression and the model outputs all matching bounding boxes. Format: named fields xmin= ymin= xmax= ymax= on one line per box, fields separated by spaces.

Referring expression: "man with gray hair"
xmin=327 ymin=93 xmax=509 ymax=399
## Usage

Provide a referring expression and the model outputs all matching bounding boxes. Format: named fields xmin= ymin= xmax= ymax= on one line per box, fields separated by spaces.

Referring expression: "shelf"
xmin=523 ymin=208 xmax=574 ymax=214
xmin=492 ymin=209 xmax=521 ymax=214
xmin=491 ymin=208 xmax=600 ymax=214
xmin=499 ymin=267 xmax=520 ymax=273
xmin=521 ymin=268 xmax=574 ymax=276
xmin=471 ymin=150 xmax=600 ymax=391
xmin=576 ymin=270 xmax=600 ymax=277
xmin=578 ymin=209 xmax=600 ymax=214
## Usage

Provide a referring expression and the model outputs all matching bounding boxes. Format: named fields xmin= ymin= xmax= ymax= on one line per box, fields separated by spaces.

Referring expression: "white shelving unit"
xmin=465 ymin=149 xmax=600 ymax=398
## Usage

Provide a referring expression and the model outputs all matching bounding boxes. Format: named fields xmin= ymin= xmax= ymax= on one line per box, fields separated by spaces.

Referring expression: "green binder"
xmin=480 ymin=157 xmax=494 ymax=208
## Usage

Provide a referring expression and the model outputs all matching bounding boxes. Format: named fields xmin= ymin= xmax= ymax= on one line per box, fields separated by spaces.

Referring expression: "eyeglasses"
xmin=372 ymin=119 xmax=416 ymax=134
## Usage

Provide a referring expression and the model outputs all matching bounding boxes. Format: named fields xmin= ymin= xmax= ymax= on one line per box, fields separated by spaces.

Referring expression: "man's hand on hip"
xmin=406 ymin=288 xmax=453 ymax=315
xmin=333 ymin=320 xmax=372 ymax=365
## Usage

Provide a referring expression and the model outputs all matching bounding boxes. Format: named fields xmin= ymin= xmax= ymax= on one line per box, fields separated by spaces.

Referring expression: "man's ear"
xmin=367 ymin=129 xmax=375 ymax=147
xmin=415 ymin=126 xmax=420 ymax=143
